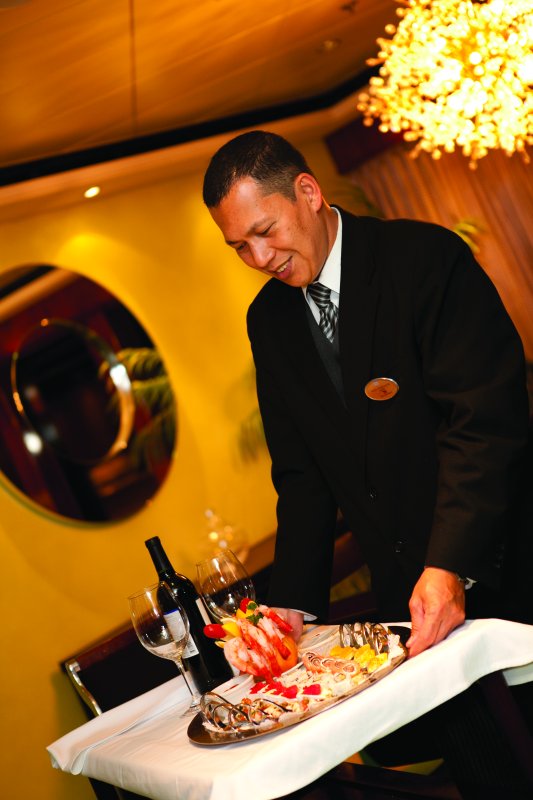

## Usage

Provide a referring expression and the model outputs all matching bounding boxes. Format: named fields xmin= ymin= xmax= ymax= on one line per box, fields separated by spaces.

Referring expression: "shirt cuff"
xmin=290 ymin=608 xmax=317 ymax=622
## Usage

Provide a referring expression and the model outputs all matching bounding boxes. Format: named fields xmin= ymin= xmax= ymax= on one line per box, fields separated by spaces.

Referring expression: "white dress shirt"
xmin=304 ymin=207 xmax=341 ymax=319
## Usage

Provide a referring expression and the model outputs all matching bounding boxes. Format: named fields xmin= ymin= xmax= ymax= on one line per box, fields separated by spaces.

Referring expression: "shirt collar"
xmin=304 ymin=207 xmax=342 ymax=300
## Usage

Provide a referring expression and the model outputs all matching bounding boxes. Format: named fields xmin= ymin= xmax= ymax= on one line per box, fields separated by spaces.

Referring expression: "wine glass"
xmin=196 ymin=549 xmax=255 ymax=622
xmin=128 ymin=583 xmax=201 ymax=715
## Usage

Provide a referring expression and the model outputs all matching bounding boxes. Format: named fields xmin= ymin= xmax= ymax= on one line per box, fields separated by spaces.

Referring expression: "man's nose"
xmin=250 ymin=240 xmax=274 ymax=269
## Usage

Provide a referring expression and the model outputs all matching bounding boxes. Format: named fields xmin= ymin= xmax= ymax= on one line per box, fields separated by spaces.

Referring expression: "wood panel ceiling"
xmin=0 ymin=0 xmax=396 ymax=173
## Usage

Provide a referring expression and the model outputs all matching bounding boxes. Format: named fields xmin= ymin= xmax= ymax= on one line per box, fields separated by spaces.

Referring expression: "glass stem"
xmin=175 ymin=657 xmax=202 ymax=707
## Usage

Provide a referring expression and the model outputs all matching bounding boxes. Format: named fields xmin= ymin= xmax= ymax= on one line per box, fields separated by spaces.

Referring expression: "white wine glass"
xmin=196 ymin=549 xmax=256 ymax=622
xmin=128 ymin=583 xmax=201 ymax=716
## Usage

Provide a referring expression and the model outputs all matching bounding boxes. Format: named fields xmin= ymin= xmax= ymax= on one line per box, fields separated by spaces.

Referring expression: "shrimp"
xmin=258 ymin=605 xmax=293 ymax=634
xmin=257 ymin=615 xmax=291 ymax=659
xmin=223 ymin=637 xmax=270 ymax=678
xmin=239 ymin=618 xmax=281 ymax=677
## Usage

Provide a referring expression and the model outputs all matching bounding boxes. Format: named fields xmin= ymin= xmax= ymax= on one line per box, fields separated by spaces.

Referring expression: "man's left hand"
xmin=406 ymin=567 xmax=465 ymax=657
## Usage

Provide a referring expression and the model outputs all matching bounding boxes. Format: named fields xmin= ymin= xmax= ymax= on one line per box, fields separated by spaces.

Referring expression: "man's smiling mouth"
xmin=273 ymin=258 xmax=290 ymax=275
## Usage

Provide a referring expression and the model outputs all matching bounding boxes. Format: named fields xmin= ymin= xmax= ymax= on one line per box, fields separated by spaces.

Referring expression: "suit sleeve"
xmin=413 ymin=230 xmax=529 ymax=581
xmin=248 ymin=314 xmax=338 ymax=620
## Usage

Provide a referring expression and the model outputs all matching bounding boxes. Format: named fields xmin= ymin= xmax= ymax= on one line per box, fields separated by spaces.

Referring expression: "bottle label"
xmin=196 ymin=597 xmax=211 ymax=626
xmin=164 ymin=609 xmax=186 ymax=640
xmin=183 ymin=637 xmax=200 ymax=658
xmin=164 ymin=610 xmax=199 ymax=658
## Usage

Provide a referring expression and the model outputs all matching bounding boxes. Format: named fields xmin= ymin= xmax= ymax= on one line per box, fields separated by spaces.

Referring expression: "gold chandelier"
xmin=357 ymin=0 xmax=533 ymax=168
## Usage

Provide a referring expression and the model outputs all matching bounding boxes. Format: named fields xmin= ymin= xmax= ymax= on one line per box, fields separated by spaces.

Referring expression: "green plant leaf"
xmin=452 ymin=218 xmax=485 ymax=253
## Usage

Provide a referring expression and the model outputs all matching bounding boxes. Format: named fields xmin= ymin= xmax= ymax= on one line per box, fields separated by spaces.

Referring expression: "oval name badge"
xmin=364 ymin=377 xmax=399 ymax=401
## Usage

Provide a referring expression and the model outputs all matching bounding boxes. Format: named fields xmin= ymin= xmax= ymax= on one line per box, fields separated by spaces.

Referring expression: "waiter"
xmin=203 ymin=130 xmax=531 ymax=796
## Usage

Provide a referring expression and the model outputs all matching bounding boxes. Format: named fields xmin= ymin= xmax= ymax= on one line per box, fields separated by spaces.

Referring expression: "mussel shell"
xmin=339 ymin=622 xmax=391 ymax=653
xmin=200 ymin=692 xmax=237 ymax=729
xmin=200 ymin=691 xmax=288 ymax=733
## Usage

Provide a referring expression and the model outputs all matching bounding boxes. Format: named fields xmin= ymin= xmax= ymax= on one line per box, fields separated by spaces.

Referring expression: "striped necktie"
xmin=307 ymin=281 xmax=338 ymax=343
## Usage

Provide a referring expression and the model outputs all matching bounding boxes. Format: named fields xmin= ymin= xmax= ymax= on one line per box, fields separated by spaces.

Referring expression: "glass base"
xmin=182 ymin=692 xmax=202 ymax=717
xmin=180 ymin=704 xmax=198 ymax=717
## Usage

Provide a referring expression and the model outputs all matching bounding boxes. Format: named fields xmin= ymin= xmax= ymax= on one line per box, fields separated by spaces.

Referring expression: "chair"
xmin=327 ymin=527 xmax=377 ymax=623
xmin=61 ymin=621 xmax=177 ymax=800
xmin=248 ymin=521 xmax=378 ymax=625
xmin=62 ymin=621 xmax=177 ymax=719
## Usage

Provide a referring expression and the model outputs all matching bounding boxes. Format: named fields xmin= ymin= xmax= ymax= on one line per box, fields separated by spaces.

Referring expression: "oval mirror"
xmin=0 ymin=265 xmax=177 ymax=523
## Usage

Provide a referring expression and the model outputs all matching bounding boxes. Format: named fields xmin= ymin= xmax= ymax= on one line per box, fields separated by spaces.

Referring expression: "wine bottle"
xmin=145 ymin=536 xmax=232 ymax=693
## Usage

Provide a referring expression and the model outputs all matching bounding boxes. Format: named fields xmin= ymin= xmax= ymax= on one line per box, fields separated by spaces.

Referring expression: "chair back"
xmin=62 ymin=621 xmax=176 ymax=719
xmin=245 ymin=523 xmax=378 ymax=625
xmin=327 ymin=528 xmax=377 ymax=623
xmin=61 ymin=622 xmax=178 ymax=800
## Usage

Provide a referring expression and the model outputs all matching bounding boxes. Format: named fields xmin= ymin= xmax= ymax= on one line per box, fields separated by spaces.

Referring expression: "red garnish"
xmin=203 ymin=623 xmax=226 ymax=639
xmin=250 ymin=681 xmax=266 ymax=694
xmin=303 ymin=684 xmax=321 ymax=695
xmin=281 ymin=685 xmax=298 ymax=699
xmin=239 ymin=597 xmax=255 ymax=612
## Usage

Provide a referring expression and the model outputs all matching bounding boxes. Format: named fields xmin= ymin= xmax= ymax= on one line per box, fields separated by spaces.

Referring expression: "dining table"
xmin=48 ymin=618 xmax=533 ymax=800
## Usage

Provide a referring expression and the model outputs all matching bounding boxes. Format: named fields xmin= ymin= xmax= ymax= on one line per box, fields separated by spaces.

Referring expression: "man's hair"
xmin=202 ymin=130 xmax=314 ymax=208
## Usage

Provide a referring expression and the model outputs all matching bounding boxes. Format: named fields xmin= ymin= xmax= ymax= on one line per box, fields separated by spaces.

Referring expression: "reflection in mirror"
xmin=0 ymin=265 xmax=177 ymax=523
xmin=12 ymin=319 xmax=135 ymax=464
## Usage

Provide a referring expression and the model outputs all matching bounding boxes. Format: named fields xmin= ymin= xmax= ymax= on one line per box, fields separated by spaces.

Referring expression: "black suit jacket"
xmin=247 ymin=211 xmax=529 ymax=621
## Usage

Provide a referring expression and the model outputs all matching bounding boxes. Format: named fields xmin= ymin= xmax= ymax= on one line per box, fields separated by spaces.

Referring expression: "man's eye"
xmin=235 ymin=242 xmax=247 ymax=252
xmin=258 ymin=225 xmax=273 ymax=236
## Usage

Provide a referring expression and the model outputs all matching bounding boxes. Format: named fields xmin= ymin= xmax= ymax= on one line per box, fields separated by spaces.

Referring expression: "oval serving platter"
xmin=187 ymin=644 xmax=406 ymax=746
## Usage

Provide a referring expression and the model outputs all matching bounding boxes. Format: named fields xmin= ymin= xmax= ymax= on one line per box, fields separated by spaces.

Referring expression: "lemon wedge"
xmin=222 ymin=621 xmax=240 ymax=638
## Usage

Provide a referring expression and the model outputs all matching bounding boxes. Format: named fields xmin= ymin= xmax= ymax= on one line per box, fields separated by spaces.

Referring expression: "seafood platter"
xmin=187 ymin=600 xmax=407 ymax=745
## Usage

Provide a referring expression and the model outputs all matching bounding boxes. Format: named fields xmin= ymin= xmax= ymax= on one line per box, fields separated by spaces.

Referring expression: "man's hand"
xmin=272 ymin=608 xmax=304 ymax=642
xmin=406 ymin=567 xmax=465 ymax=657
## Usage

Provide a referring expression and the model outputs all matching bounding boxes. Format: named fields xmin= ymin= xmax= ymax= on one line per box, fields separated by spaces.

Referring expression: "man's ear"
xmin=295 ymin=173 xmax=323 ymax=211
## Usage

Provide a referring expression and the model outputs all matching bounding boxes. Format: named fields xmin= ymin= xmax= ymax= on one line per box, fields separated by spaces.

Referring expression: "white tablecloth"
xmin=48 ymin=618 xmax=533 ymax=800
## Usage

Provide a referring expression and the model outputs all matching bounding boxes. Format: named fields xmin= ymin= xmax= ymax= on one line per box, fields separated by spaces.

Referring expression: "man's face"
xmin=209 ymin=175 xmax=331 ymax=288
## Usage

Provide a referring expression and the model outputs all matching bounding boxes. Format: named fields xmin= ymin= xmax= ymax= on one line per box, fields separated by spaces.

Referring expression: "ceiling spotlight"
xmin=22 ymin=431 xmax=43 ymax=455
xmin=319 ymin=38 xmax=341 ymax=53
xmin=84 ymin=186 xmax=101 ymax=199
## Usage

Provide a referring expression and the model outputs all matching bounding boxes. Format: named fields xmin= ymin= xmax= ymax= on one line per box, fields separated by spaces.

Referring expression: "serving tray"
xmin=187 ymin=628 xmax=407 ymax=746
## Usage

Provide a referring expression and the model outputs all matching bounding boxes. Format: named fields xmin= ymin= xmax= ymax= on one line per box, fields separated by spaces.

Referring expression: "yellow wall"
xmin=0 ymin=135 xmax=340 ymax=799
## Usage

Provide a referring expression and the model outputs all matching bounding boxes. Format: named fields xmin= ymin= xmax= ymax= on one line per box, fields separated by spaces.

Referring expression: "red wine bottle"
xmin=145 ymin=536 xmax=232 ymax=693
